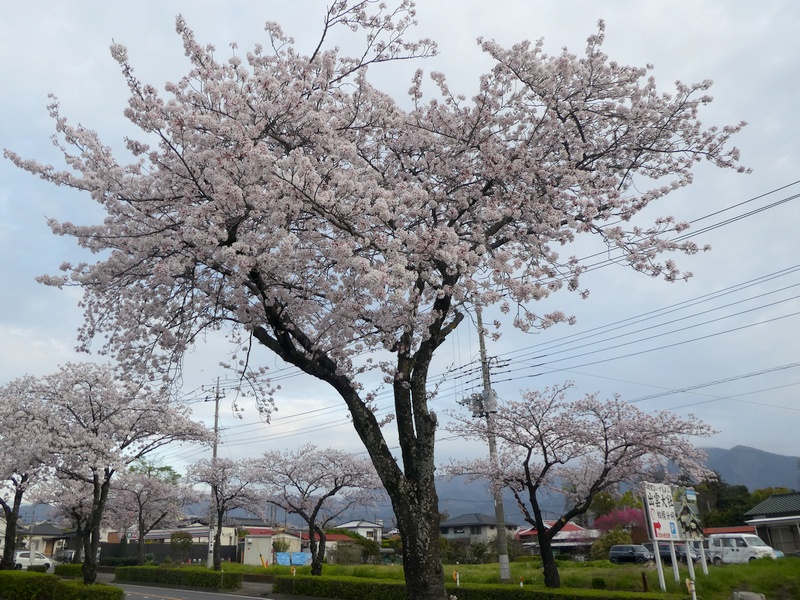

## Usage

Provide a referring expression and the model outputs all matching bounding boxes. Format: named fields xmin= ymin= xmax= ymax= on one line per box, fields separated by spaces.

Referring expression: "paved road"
xmin=119 ymin=582 xmax=267 ymax=599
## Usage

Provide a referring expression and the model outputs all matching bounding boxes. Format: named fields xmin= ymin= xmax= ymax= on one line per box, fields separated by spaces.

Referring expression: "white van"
xmin=706 ymin=533 xmax=775 ymax=564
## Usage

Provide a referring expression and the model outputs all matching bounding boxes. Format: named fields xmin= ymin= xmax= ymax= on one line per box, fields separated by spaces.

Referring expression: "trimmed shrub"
xmin=53 ymin=579 xmax=124 ymax=600
xmin=274 ymin=575 xmax=408 ymax=600
xmin=0 ymin=570 xmax=123 ymax=600
xmin=28 ymin=565 xmax=49 ymax=574
xmin=274 ymin=575 xmax=683 ymax=600
xmin=53 ymin=564 xmax=83 ymax=579
xmin=114 ymin=566 xmax=243 ymax=590
xmin=0 ymin=570 xmax=58 ymax=600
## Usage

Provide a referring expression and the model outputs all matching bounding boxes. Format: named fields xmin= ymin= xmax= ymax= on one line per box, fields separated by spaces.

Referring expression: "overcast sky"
xmin=1 ymin=1 xmax=799 ymax=479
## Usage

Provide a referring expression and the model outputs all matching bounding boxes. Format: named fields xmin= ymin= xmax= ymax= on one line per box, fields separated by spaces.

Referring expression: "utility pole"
xmin=460 ymin=304 xmax=511 ymax=582
xmin=207 ymin=378 xmax=221 ymax=569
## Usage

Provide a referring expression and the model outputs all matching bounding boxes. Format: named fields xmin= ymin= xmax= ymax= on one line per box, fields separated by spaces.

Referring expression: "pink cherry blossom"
xmin=445 ymin=382 xmax=715 ymax=588
xmin=5 ymin=3 xmax=745 ymax=597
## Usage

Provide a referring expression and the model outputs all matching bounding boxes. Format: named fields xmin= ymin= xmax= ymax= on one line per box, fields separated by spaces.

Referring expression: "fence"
xmin=99 ymin=541 xmax=237 ymax=565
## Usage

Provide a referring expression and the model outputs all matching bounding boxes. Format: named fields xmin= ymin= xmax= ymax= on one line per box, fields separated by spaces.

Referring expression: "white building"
xmin=336 ymin=519 xmax=384 ymax=544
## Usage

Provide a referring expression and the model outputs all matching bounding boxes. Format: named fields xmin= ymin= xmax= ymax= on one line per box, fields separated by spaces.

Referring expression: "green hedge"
xmin=273 ymin=575 xmax=685 ymax=600
xmin=52 ymin=580 xmax=124 ymax=600
xmin=0 ymin=571 xmax=122 ymax=600
xmin=52 ymin=565 xmax=83 ymax=579
xmin=274 ymin=575 xmax=408 ymax=600
xmin=114 ymin=566 xmax=243 ymax=590
xmin=28 ymin=566 xmax=49 ymax=574
xmin=0 ymin=571 xmax=57 ymax=600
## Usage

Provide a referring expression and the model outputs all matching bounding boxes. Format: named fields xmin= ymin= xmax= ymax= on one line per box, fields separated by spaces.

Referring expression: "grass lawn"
xmin=218 ymin=556 xmax=800 ymax=599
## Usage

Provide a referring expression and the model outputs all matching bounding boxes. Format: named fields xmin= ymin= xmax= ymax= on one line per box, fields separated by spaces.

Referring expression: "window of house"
xmin=470 ymin=526 xmax=481 ymax=535
xmin=454 ymin=527 xmax=465 ymax=534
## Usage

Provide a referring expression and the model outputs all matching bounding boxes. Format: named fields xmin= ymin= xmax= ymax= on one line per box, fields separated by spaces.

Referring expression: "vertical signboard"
xmin=643 ymin=482 xmax=681 ymax=541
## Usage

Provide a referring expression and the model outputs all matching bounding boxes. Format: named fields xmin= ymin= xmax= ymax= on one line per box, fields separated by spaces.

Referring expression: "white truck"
xmin=705 ymin=533 xmax=775 ymax=564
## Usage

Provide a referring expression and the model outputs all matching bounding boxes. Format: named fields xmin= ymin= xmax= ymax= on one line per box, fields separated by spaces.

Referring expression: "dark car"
xmin=54 ymin=549 xmax=76 ymax=563
xmin=643 ymin=541 xmax=700 ymax=564
xmin=609 ymin=544 xmax=654 ymax=564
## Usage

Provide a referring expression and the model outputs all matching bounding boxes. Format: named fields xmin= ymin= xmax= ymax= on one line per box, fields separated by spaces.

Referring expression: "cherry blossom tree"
xmin=32 ymin=477 xmax=97 ymax=564
xmin=186 ymin=457 xmax=259 ymax=571
xmin=5 ymin=1 xmax=747 ymax=597
xmin=0 ymin=376 xmax=51 ymax=569
xmin=593 ymin=507 xmax=646 ymax=533
xmin=249 ymin=444 xmax=383 ymax=575
xmin=106 ymin=461 xmax=199 ymax=565
xmin=445 ymin=382 xmax=715 ymax=588
xmin=14 ymin=362 xmax=209 ymax=583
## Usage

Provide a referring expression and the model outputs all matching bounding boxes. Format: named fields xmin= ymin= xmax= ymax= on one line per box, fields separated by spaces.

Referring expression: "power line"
xmin=161 ymin=182 xmax=800 ymax=461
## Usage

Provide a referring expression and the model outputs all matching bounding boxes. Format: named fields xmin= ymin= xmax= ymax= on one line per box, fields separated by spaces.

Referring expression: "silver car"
xmin=13 ymin=550 xmax=52 ymax=570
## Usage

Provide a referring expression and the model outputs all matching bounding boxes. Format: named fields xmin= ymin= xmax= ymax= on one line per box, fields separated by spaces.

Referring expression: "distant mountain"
xmin=702 ymin=445 xmax=799 ymax=492
xmin=19 ymin=446 xmax=796 ymax=532
xmin=435 ymin=475 xmax=562 ymax=527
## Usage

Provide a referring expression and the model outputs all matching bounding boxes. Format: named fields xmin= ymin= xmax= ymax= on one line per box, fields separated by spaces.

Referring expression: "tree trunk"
xmin=83 ymin=472 xmax=113 ymax=584
xmin=252 ymin=291 xmax=458 ymax=600
xmin=0 ymin=485 xmax=24 ymax=570
xmin=539 ymin=533 xmax=561 ymax=588
xmin=393 ymin=488 xmax=445 ymax=600
xmin=213 ymin=506 xmax=225 ymax=570
xmin=81 ymin=528 xmax=98 ymax=584
xmin=73 ymin=522 xmax=85 ymax=563
xmin=309 ymin=527 xmax=326 ymax=576
xmin=137 ymin=519 xmax=147 ymax=565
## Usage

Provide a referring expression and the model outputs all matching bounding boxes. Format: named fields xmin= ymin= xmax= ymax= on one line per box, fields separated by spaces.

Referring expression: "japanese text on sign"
xmin=643 ymin=482 xmax=680 ymax=540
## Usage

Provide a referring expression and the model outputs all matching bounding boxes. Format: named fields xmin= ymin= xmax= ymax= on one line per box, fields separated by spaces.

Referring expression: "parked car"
xmin=13 ymin=551 xmax=52 ymax=570
xmin=53 ymin=549 xmax=76 ymax=563
xmin=643 ymin=541 xmax=700 ymax=564
xmin=608 ymin=544 xmax=654 ymax=564
xmin=705 ymin=533 xmax=775 ymax=564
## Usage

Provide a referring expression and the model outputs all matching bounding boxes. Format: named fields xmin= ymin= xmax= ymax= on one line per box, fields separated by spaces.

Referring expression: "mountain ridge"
xmin=18 ymin=446 xmax=797 ymax=527
xmin=701 ymin=445 xmax=798 ymax=492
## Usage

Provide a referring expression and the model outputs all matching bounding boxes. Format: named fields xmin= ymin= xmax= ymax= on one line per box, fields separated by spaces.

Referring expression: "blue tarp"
xmin=275 ymin=551 xmax=311 ymax=566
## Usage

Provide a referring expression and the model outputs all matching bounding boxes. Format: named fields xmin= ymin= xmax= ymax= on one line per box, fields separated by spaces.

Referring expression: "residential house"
xmin=134 ymin=523 xmax=238 ymax=547
xmin=439 ymin=513 xmax=517 ymax=543
xmin=336 ymin=519 xmax=384 ymax=544
xmin=745 ymin=492 xmax=800 ymax=556
xmin=17 ymin=522 xmax=73 ymax=557
xmin=515 ymin=521 xmax=600 ymax=556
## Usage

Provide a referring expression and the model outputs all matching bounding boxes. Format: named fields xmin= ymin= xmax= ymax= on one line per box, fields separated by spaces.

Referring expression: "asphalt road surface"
xmin=118 ymin=582 xmax=267 ymax=599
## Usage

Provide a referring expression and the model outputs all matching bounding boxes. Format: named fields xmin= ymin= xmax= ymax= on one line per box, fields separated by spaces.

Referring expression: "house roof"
xmin=702 ymin=525 xmax=756 ymax=536
xmin=515 ymin=521 xmax=587 ymax=538
xmin=744 ymin=492 xmax=800 ymax=518
xmin=243 ymin=527 xmax=275 ymax=536
xmin=337 ymin=519 xmax=383 ymax=529
xmin=439 ymin=513 xmax=518 ymax=528
xmin=18 ymin=522 xmax=72 ymax=538
xmin=300 ymin=532 xmax=353 ymax=542
xmin=515 ymin=522 xmax=599 ymax=544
